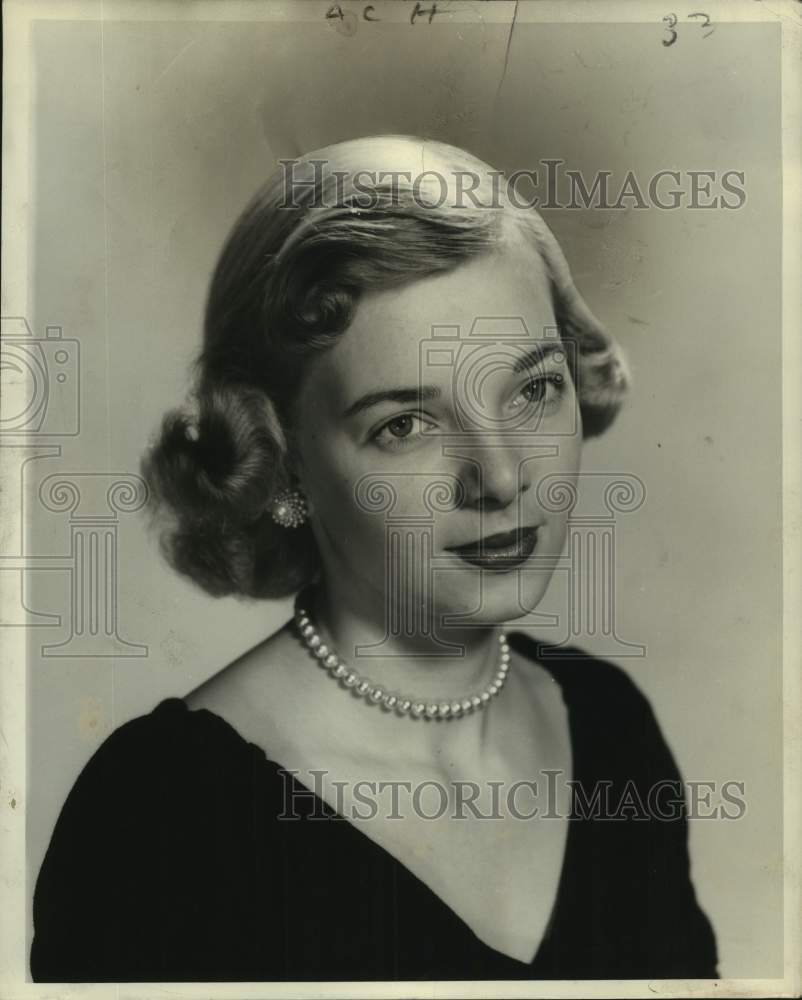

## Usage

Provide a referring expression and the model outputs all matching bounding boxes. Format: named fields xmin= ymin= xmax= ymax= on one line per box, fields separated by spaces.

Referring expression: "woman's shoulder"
xmin=47 ymin=696 xmax=272 ymax=844
xmin=508 ymin=630 xmax=651 ymax=700
xmin=508 ymin=631 xmax=681 ymax=775
xmin=31 ymin=697 xmax=284 ymax=982
xmin=86 ymin=696 xmax=255 ymax=774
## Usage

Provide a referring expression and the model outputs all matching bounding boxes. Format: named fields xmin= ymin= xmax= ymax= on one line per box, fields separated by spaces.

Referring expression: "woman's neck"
xmin=308 ymin=580 xmax=503 ymax=705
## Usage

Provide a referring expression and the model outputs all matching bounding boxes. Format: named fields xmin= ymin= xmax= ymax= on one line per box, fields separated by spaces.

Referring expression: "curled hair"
xmin=141 ymin=136 xmax=631 ymax=599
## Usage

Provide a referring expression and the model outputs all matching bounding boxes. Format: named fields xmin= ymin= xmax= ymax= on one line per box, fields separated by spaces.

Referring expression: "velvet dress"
xmin=31 ymin=632 xmax=718 ymax=982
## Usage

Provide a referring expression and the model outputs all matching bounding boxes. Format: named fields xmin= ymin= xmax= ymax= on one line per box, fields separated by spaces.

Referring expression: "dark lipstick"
xmin=445 ymin=526 xmax=540 ymax=570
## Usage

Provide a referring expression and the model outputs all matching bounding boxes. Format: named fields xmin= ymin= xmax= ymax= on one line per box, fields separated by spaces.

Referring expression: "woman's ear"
xmin=290 ymin=474 xmax=314 ymax=520
xmin=282 ymin=447 xmax=314 ymax=512
xmin=282 ymin=434 xmax=303 ymax=479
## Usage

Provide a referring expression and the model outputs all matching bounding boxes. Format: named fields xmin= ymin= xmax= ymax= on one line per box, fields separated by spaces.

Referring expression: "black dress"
xmin=31 ymin=632 xmax=718 ymax=982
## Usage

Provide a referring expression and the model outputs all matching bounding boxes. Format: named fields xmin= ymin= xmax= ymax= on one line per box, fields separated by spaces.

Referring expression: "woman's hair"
xmin=141 ymin=136 xmax=631 ymax=599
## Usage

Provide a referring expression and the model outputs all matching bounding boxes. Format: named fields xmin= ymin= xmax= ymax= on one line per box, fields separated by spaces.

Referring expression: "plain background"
xmin=23 ymin=11 xmax=783 ymax=978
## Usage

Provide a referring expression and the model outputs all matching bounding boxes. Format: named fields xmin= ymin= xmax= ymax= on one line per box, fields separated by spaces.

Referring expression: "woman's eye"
xmin=387 ymin=416 xmax=414 ymax=438
xmin=512 ymin=373 xmax=566 ymax=411
xmin=371 ymin=413 xmax=433 ymax=450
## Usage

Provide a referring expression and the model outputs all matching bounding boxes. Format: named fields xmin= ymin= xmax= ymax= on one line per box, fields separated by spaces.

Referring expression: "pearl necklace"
xmin=293 ymin=592 xmax=511 ymax=720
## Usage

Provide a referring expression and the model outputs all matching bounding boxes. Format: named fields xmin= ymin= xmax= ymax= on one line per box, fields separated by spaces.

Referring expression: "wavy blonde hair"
xmin=141 ymin=136 xmax=631 ymax=598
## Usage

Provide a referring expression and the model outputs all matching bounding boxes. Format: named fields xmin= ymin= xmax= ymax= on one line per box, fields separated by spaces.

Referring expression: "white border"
xmin=1 ymin=1 xmax=799 ymax=998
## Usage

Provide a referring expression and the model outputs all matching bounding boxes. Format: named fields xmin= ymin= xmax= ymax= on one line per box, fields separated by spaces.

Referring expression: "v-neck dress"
xmin=31 ymin=632 xmax=719 ymax=982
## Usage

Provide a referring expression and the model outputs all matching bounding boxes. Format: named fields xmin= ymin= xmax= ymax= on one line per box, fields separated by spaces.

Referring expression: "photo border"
xmin=1 ymin=1 xmax=799 ymax=997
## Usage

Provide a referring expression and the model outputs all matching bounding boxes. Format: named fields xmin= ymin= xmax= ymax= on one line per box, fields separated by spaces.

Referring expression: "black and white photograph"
xmin=1 ymin=1 xmax=800 ymax=997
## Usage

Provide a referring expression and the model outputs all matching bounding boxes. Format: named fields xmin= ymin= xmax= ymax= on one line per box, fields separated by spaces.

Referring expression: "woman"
xmin=31 ymin=136 xmax=718 ymax=982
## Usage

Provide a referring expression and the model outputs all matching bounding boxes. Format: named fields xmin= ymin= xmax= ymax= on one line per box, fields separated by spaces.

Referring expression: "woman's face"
xmin=292 ymin=236 xmax=582 ymax=629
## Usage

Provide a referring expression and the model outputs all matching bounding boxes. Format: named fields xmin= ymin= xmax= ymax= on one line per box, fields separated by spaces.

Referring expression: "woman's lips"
xmin=445 ymin=526 xmax=540 ymax=570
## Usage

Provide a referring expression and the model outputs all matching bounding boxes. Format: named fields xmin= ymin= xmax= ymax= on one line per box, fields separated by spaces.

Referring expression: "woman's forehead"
xmin=310 ymin=243 xmax=555 ymax=396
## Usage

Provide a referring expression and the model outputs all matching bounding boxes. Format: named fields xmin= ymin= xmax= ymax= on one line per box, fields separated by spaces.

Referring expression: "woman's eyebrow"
xmin=512 ymin=342 xmax=564 ymax=373
xmin=341 ymin=343 xmax=562 ymax=419
xmin=342 ymin=386 xmax=441 ymax=420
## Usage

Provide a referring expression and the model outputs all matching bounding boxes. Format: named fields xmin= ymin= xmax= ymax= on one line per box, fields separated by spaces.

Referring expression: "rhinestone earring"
xmin=271 ymin=489 xmax=308 ymax=529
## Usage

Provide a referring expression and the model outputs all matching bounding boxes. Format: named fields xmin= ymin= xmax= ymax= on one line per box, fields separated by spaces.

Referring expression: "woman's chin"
xmin=430 ymin=567 xmax=554 ymax=628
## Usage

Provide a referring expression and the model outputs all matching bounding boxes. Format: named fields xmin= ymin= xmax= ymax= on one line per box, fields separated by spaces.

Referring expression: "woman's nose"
xmin=455 ymin=439 xmax=529 ymax=511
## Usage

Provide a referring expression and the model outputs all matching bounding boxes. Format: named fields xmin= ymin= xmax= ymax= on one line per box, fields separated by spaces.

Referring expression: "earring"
xmin=271 ymin=489 xmax=308 ymax=528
